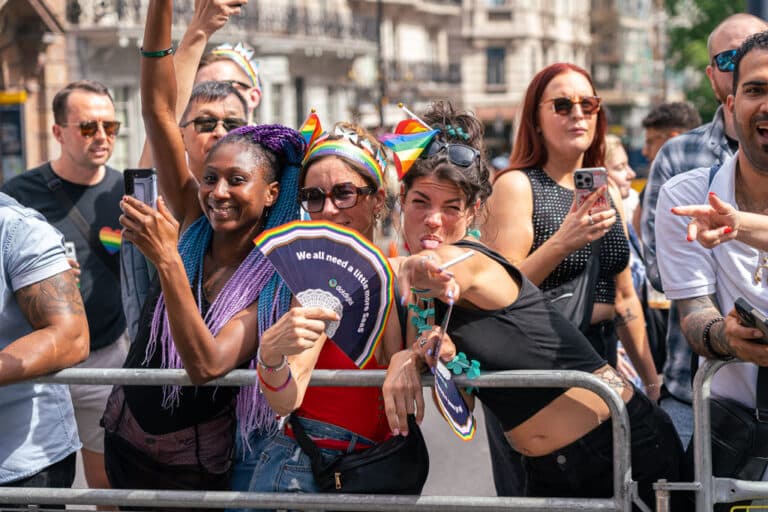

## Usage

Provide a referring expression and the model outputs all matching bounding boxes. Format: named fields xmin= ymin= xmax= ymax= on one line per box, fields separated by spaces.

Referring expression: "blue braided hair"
xmin=146 ymin=124 xmax=305 ymax=443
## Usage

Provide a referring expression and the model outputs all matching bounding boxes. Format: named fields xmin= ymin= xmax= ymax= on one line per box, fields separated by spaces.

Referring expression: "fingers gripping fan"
xmin=255 ymin=221 xmax=395 ymax=368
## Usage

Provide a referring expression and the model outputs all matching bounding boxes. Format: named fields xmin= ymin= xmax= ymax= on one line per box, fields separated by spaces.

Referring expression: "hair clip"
xmin=445 ymin=124 xmax=470 ymax=141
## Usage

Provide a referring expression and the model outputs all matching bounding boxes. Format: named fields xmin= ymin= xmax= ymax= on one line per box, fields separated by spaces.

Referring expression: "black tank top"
xmin=525 ymin=168 xmax=629 ymax=304
xmin=434 ymin=240 xmax=606 ymax=431
xmin=122 ymin=279 xmax=240 ymax=435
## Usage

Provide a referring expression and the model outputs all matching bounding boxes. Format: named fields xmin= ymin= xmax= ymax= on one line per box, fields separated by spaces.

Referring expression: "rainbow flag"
xmin=299 ymin=111 xmax=322 ymax=148
xmin=394 ymin=118 xmax=430 ymax=135
xmin=380 ymin=129 xmax=439 ymax=178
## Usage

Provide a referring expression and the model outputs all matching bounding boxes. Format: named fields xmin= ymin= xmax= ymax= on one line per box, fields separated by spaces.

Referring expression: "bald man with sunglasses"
xmin=2 ymin=79 xmax=129 ymax=496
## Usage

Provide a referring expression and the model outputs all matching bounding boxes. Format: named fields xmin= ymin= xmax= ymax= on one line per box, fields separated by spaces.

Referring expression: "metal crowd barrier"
xmin=0 ymin=368 xmax=649 ymax=511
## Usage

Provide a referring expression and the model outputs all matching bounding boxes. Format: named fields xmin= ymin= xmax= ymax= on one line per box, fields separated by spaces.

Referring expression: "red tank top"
xmin=292 ymin=340 xmax=391 ymax=447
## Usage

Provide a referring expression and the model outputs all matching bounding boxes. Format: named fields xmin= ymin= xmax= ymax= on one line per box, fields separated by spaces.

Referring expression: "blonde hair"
xmin=604 ymin=134 xmax=624 ymax=163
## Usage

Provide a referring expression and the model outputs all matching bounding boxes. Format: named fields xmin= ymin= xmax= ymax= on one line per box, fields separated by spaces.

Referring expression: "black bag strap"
xmin=757 ymin=367 xmax=768 ymax=421
xmin=288 ymin=414 xmax=330 ymax=473
xmin=38 ymin=164 xmax=120 ymax=280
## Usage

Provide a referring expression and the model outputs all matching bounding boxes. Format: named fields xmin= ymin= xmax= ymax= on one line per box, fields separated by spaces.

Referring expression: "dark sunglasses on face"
xmin=60 ymin=120 xmax=121 ymax=137
xmin=298 ymin=182 xmax=376 ymax=213
xmin=712 ymin=49 xmax=737 ymax=73
xmin=541 ymin=96 xmax=601 ymax=116
xmin=180 ymin=116 xmax=247 ymax=133
xmin=421 ymin=139 xmax=480 ymax=167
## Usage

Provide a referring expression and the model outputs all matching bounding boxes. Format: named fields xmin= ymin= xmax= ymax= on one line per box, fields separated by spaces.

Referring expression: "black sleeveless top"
xmin=525 ymin=168 xmax=629 ymax=304
xmin=122 ymin=279 xmax=241 ymax=435
xmin=434 ymin=240 xmax=606 ymax=431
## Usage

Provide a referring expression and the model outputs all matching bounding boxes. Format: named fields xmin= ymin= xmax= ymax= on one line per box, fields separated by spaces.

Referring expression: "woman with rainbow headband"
xmin=101 ymin=0 xmax=311 ymax=501
xmin=383 ymin=100 xmax=682 ymax=508
xmin=235 ymin=115 xmax=409 ymax=499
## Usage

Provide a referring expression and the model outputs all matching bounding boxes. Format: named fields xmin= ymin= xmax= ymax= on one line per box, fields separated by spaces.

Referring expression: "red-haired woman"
xmin=482 ymin=63 xmax=661 ymax=399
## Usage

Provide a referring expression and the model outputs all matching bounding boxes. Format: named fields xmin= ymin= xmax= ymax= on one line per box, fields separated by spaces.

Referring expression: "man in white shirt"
xmin=656 ymin=30 xmax=768 ymax=508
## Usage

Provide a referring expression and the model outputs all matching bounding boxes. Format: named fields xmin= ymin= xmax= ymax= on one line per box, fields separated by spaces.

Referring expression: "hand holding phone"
xmin=124 ymin=168 xmax=158 ymax=208
xmin=734 ymin=297 xmax=768 ymax=344
xmin=574 ymin=167 xmax=610 ymax=213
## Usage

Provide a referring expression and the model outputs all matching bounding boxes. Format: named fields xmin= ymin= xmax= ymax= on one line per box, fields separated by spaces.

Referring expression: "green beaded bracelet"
xmin=140 ymin=46 xmax=174 ymax=58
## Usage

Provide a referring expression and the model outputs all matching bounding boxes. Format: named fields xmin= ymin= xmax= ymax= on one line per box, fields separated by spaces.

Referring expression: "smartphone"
xmin=734 ymin=297 xmax=768 ymax=344
xmin=64 ymin=241 xmax=77 ymax=262
xmin=574 ymin=167 xmax=610 ymax=212
xmin=124 ymin=168 xmax=158 ymax=208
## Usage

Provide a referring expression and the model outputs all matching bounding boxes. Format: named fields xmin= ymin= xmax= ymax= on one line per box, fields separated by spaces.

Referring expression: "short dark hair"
xmin=180 ymin=81 xmax=248 ymax=124
xmin=733 ymin=30 xmax=768 ymax=94
xmin=641 ymin=102 xmax=702 ymax=133
xmin=52 ymin=80 xmax=114 ymax=125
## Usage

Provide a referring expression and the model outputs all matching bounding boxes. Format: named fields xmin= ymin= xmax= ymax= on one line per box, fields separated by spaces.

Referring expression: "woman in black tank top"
xmin=481 ymin=63 xmax=662 ymax=399
xmin=382 ymin=101 xmax=682 ymax=509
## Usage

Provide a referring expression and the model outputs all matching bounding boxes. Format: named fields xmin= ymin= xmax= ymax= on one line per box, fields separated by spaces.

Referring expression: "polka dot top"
xmin=524 ymin=168 xmax=629 ymax=304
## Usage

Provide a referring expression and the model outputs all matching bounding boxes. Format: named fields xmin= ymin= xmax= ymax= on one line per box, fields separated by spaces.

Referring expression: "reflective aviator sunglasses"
xmin=60 ymin=120 xmax=121 ymax=137
xmin=298 ymin=182 xmax=376 ymax=213
xmin=712 ymin=49 xmax=737 ymax=73
xmin=180 ymin=116 xmax=248 ymax=133
xmin=541 ymin=96 xmax=602 ymax=116
xmin=421 ymin=139 xmax=480 ymax=167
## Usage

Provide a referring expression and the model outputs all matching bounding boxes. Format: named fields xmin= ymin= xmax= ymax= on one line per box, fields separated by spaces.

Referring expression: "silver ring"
xmin=418 ymin=337 xmax=428 ymax=347
xmin=588 ymin=214 xmax=594 ymax=226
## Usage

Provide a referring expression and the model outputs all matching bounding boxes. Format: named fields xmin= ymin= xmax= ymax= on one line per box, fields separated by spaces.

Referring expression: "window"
xmin=487 ymin=48 xmax=506 ymax=86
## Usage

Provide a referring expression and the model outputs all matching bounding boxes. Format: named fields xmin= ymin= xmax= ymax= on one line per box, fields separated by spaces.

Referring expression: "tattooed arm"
xmin=1 ymin=270 xmax=89 ymax=386
xmin=681 ymin=294 xmax=768 ymax=365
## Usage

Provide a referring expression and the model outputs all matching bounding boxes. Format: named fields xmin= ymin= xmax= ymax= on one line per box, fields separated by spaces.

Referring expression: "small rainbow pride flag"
xmin=394 ymin=118 xmax=430 ymax=135
xmin=380 ymin=129 xmax=439 ymax=179
xmin=299 ymin=111 xmax=322 ymax=148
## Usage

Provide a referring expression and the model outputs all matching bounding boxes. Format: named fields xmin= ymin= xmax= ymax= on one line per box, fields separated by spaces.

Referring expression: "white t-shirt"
xmin=656 ymin=152 xmax=767 ymax=409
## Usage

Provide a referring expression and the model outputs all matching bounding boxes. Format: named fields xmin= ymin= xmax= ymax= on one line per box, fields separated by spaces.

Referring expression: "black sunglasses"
xmin=298 ymin=182 xmax=376 ymax=213
xmin=712 ymin=49 xmax=737 ymax=73
xmin=180 ymin=116 xmax=247 ymax=133
xmin=60 ymin=120 xmax=121 ymax=137
xmin=222 ymin=79 xmax=253 ymax=91
xmin=541 ymin=96 xmax=601 ymax=116
xmin=421 ymin=139 xmax=480 ymax=167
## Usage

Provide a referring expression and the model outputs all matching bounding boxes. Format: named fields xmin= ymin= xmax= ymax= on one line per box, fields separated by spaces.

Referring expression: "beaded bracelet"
xmin=140 ymin=46 xmax=175 ymax=58
xmin=258 ymin=365 xmax=292 ymax=392
xmin=702 ymin=317 xmax=732 ymax=360
xmin=256 ymin=347 xmax=288 ymax=373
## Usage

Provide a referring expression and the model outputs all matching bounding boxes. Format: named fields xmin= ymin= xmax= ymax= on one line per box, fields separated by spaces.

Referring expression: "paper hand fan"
xmin=254 ymin=221 xmax=395 ymax=368
xmin=432 ymin=302 xmax=476 ymax=441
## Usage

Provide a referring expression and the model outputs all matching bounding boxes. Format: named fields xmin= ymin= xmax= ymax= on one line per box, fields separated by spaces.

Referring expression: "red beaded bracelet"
xmin=258 ymin=365 xmax=292 ymax=392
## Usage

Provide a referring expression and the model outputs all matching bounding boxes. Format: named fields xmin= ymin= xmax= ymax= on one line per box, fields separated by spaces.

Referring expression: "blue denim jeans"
xmin=227 ymin=417 xmax=375 ymax=512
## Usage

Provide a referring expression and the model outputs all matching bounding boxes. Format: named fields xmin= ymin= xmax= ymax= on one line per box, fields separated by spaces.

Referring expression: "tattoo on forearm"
xmin=16 ymin=271 xmax=85 ymax=328
xmin=615 ymin=307 xmax=638 ymax=327
xmin=596 ymin=367 xmax=629 ymax=394
xmin=677 ymin=295 xmax=728 ymax=358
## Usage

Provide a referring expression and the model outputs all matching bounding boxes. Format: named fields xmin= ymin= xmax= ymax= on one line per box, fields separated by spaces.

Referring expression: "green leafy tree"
xmin=665 ymin=0 xmax=746 ymax=122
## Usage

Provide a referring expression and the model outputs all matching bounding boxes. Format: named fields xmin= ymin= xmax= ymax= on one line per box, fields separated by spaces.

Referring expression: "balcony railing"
xmin=385 ymin=61 xmax=461 ymax=84
xmin=65 ymin=0 xmax=377 ymax=43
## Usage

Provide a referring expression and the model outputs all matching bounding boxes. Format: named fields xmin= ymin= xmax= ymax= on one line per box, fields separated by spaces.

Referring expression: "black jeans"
xmin=0 ymin=452 xmax=76 ymax=509
xmin=482 ymin=402 xmax=525 ymax=496
xmin=523 ymin=390 xmax=683 ymax=510
xmin=583 ymin=320 xmax=618 ymax=368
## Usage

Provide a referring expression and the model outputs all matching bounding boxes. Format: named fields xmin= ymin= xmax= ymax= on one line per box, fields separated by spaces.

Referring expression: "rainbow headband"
xmin=299 ymin=112 xmax=387 ymax=189
xmin=303 ymin=134 xmax=385 ymax=189
xmin=211 ymin=43 xmax=261 ymax=92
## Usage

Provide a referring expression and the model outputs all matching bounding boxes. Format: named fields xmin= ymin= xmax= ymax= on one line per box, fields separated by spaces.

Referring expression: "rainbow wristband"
xmin=258 ymin=365 xmax=292 ymax=392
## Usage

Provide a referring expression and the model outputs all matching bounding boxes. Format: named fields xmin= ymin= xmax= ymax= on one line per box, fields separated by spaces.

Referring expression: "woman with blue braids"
xmin=100 ymin=0 xmax=338 ymax=504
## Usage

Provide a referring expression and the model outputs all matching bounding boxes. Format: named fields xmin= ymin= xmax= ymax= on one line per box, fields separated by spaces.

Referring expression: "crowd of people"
xmin=4 ymin=0 xmax=768 ymax=510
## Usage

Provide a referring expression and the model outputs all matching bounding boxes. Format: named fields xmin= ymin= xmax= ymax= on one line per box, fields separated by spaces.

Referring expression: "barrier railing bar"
xmin=692 ymin=358 xmax=726 ymax=511
xmin=0 ymin=488 xmax=620 ymax=511
xmin=18 ymin=369 xmax=635 ymax=511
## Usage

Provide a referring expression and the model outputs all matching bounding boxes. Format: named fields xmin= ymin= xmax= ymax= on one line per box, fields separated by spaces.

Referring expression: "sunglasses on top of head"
xmin=222 ymin=79 xmax=253 ymax=91
xmin=298 ymin=182 xmax=376 ymax=214
xmin=180 ymin=116 xmax=248 ymax=133
xmin=541 ymin=96 xmax=602 ymax=116
xmin=60 ymin=120 xmax=121 ymax=138
xmin=420 ymin=139 xmax=480 ymax=167
xmin=712 ymin=49 xmax=737 ymax=73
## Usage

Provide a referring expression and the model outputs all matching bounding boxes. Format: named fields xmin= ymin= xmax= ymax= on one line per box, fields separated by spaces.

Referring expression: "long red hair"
xmin=503 ymin=63 xmax=606 ymax=178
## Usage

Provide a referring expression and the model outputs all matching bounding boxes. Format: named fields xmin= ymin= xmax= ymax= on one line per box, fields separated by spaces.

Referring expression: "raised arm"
xmin=136 ymin=0 xmax=242 ymax=213
xmin=4 ymin=271 xmax=89 ymax=386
